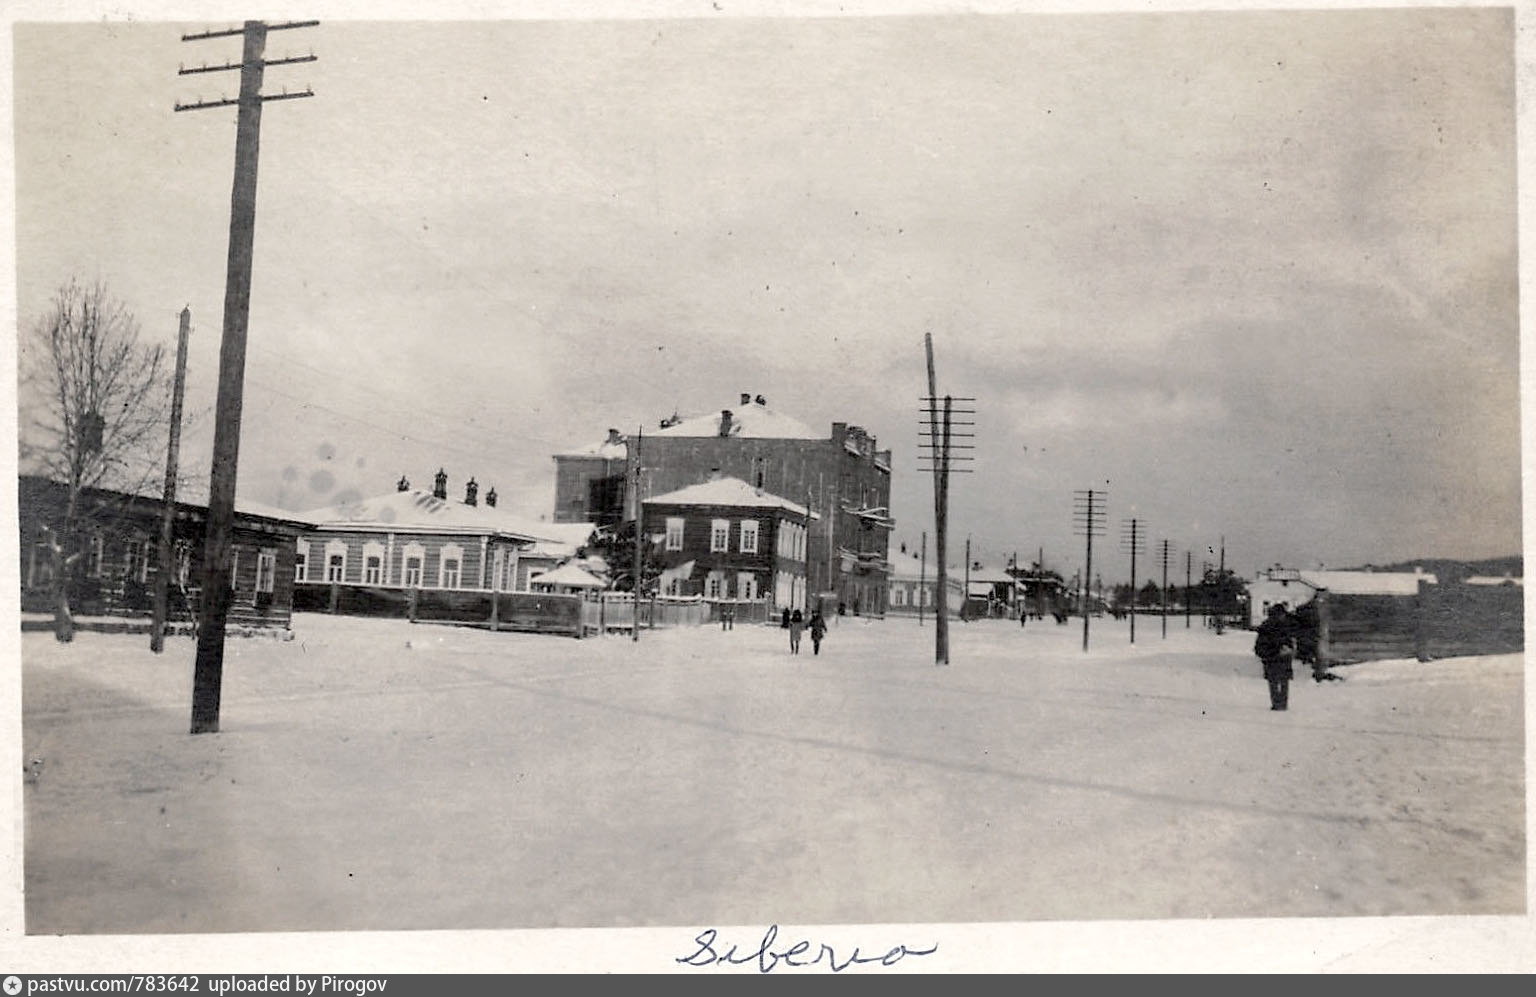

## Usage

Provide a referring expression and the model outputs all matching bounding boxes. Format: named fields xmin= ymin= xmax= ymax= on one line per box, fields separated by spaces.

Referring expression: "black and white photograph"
xmin=3 ymin=0 xmax=1531 ymax=974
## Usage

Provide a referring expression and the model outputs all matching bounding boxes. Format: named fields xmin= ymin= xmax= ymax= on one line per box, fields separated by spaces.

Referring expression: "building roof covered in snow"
xmin=1254 ymin=566 xmax=1437 ymax=597
xmin=643 ymin=476 xmax=816 ymax=518
xmin=303 ymin=489 xmax=581 ymax=544
xmin=553 ymin=428 xmax=630 ymax=460
xmin=528 ymin=562 xmax=607 ymax=589
xmin=887 ymin=557 xmax=967 ymax=583
xmin=649 ymin=396 xmax=822 ymax=440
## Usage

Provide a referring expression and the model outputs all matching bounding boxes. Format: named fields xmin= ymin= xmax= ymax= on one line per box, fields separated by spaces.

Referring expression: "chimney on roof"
xmin=740 ymin=392 xmax=752 ymax=406
xmin=396 ymin=475 xmax=410 ymax=492
xmin=755 ymin=394 xmax=766 ymax=406
xmin=465 ymin=477 xmax=479 ymax=506
xmin=719 ymin=410 xmax=733 ymax=437
xmin=485 ymin=487 xmax=497 ymax=508
xmin=606 ymin=428 xmax=622 ymax=446
xmin=433 ymin=468 xmax=448 ymax=501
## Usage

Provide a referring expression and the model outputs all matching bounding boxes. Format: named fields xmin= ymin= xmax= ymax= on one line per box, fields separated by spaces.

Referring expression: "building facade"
xmin=641 ymin=475 xmax=814 ymax=612
xmin=18 ymin=474 xmax=312 ymax=631
xmin=296 ymin=472 xmax=595 ymax=611
xmin=553 ymin=393 xmax=894 ymax=615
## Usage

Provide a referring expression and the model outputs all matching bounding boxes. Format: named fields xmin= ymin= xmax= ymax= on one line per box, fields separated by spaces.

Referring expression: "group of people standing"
xmin=782 ymin=607 xmax=827 ymax=655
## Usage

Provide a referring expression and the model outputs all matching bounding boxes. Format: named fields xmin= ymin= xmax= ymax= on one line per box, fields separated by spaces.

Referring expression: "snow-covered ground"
xmin=10 ymin=611 xmax=1531 ymax=971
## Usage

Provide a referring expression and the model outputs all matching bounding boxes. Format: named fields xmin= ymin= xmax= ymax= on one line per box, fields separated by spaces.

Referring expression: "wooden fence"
xmin=293 ymin=583 xmax=725 ymax=638
xmin=1317 ymin=583 xmax=1523 ymax=664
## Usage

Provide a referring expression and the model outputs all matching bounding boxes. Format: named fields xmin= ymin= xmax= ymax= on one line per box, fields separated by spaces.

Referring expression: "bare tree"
xmin=19 ymin=279 xmax=170 ymax=641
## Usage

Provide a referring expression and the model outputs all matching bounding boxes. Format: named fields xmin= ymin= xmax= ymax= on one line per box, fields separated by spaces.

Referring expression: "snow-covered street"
xmin=20 ymin=610 xmax=1524 ymax=954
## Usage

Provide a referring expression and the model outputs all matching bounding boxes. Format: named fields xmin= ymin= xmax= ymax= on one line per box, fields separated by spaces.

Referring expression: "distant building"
xmin=1247 ymin=565 xmax=1438 ymax=628
xmin=297 ymin=471 xmax=595 ymax=610
xmin=18 ymin=473 xmax=312 ymax=632
xmin=641 ymin=474 xmax=816 ymax=611
xmin=552 ymin=392 xmax=894 ymax=615
xmin=886 ymin=555 xmax=966 ymax=617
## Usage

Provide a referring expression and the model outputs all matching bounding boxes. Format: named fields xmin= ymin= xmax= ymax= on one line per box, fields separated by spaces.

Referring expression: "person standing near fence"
xmin=1254 ymin=603 xmax=1298 ymax=711
xmin=809 ymin=608 xmax=827 ymax=656
xmin=788 ymin=608 xmax=804 ymax=654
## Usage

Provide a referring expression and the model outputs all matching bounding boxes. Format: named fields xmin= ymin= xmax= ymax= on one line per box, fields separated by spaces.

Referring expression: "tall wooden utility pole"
xmin=1121 ymin=517 xmax=1144 ymax=644
xmin=963 ymin=535 xmax=971 ymax=622
xmin=919 ymin=334 xmax=975 ymax=665
xmin=179 ymin=20 xmax=316 ymax=734
xmin=1185 ymin=550 xmax=1193 ymax=629
xmin=1159 ymin=539 xmax=1171 ymax=639
xmin=918 ymin=530 xmax=927 ymax=627
xmin=151 ymin=307 xmax=192 ymax=653
xmin=1073 ymin=489 xmax=1106 ymax=652
xmin=632 ymin=427 xmax=642 ymax=643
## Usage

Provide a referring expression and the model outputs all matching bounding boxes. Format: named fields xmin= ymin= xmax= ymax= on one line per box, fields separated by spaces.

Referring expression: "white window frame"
xmin=710 ymin=519 xmax=729 ymax=553
xmin=256 ymin=548 xmax=277 ymax=594
xmin=324 ymin=539 xmax=348 ymax=583
xmin=362 ymin=541 xmax=385 ymax=586
xmin=294 ymin=539 xmax=309 ymax=583
xmin=666 ymin=517 xmax=685 ymax=552
xmin=706 ymin=571 xmax=725 ymax=599
xmin=891 ymin=585 xmax=906 ymax=607
xmin=402 ymin=541 xmax=426 ymax=588
xmin=737 ymin=571 xmax=757 ymax=601
xmin=440 ymin=543 xmax=464 ymax=589
xmin=739 ymin=520 xmax=759 ymax=554
xmin=230 ymin=548 xmax=241 ymax=589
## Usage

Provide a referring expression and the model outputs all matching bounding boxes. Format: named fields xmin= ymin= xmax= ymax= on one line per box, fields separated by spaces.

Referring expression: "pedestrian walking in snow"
xmin=809 ymin=609 xmax=827 ymax=656
xmin=788 ymin=609 xmax=804 ymax=654
xmin=1254 ymin=603 xmax=1298 ymax=711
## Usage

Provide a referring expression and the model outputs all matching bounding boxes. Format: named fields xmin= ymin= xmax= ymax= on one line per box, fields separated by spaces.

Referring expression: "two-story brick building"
xmin=553 ymin=393 xmax=894 ymax=615
xmin=641 ymin=475 xmax=816 ymax=612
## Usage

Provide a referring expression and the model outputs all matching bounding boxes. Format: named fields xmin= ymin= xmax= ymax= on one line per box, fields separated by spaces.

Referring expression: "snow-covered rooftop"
xmin=650 ymin=399 xmax=823 ymax=440
xmin=1300 ymin=569 xmax=1437 ymax=596
xmin=528 ymin=563 xmax=606 ymax=588
xmin=303 ymin=489 xmax=583 ymax=544
xmin=643 ymin=476 xmax=814 ymax=517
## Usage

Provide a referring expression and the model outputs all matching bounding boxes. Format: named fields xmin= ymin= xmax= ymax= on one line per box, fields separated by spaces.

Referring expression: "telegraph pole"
xmin=1073 ymin=489 xmax=1106 ymax=652
xmin=1121 ymin=517 xmax=1144 ymax=644
xmin=151 ymin=307 xmax=192 ymax=654
xmin=632 ymin=427 xmax=643 ymax=643
xmin=920 ymin=334 xmax=974 ymax=666
xmin=963 ymin=535 xmax=971 ymax=622
xmin=1185 ymin=550 xmax=1193 ymax=629
xmin=180 ymin=20 xmax=317 ymax=734
xmin=918 ymin=531 xmax=926 ymax=627
xmin=1159 ymin=538 xmax=1171 ymax=639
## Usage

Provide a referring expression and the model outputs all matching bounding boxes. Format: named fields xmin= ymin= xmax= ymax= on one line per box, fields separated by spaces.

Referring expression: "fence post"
xmin=407 ymin=587 xmax=418 ymax=623
xmin=1414 ymin=580 xmax=1430 ymax=662
xmin=489 ymin=591 xmax=499 ymax=632
xmin=328 ymin=582 xmax=338 ymax=614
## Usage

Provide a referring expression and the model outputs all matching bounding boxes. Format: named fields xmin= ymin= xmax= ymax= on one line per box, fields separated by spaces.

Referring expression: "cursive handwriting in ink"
xmin=676 ymin=924 xmax=939 ymax=973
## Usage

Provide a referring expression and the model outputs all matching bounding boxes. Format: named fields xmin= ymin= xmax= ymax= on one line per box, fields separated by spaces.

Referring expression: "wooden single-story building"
xmin=886 ymin=554 xmax=966 ymax=617
xmin=17 ymin=473 xmax=313 ymax=632
xmin=294 ymin=473 xmax=597 ymax=615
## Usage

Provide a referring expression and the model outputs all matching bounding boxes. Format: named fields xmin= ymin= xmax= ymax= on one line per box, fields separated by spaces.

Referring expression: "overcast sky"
xmin=7 ymin=2 xmax=1523 ymax=582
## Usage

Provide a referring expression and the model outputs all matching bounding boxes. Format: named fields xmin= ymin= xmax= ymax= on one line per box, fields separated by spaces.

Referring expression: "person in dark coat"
xmin=1253 ymin=603 xmax=1298 ymax=711
xmin=809 ymin=609 xmax=827 ymax=656
xmin=781 ymin=607 xmax=791 ymax=629
xmin=788 ymin=609 xmax=804 ymax=654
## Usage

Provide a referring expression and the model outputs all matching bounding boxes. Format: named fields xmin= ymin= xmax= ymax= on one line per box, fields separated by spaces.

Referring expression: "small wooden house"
xmin=17 ymin=474 xmax=313 ymax=632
